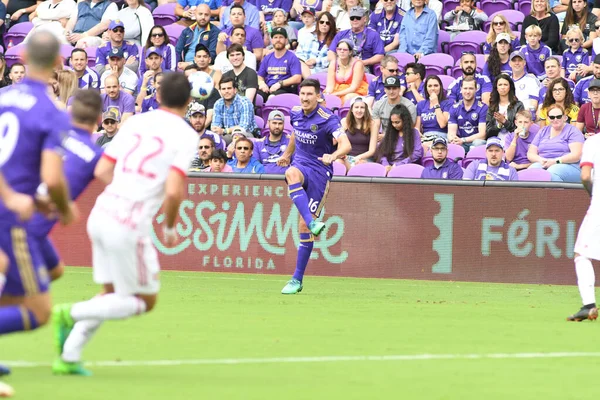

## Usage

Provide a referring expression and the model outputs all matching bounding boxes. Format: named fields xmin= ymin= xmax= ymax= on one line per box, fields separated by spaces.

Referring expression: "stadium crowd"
xmin=2 ymin=0 xmax=600 ymax=181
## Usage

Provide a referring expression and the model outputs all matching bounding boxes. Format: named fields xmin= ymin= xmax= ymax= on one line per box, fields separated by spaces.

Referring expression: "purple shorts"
xmin=294 ymin=164 xmax=331 ymax=218
xmin=0 ymin=225 xmax=50 ymax=297
xmin=37 ymin=236 xmax=60 ymax=271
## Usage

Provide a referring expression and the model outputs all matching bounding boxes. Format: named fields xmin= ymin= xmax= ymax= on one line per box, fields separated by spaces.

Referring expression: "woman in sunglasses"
xmin=527 ymin=103 xmax=584 ymax=182
xmin=483 ymin=14 xmax=520 ymax=60
xmin=297 ymin=11 xmax=337 ymax=78
xmin=538 ymin=78 xmax=580 ymax=126
xmin=520 ymin=0 xmax=560 ymax=53
xmin=139 ymin=25 xmax=176 ymax=76
xmin=561 ymin=0 xmax=597 ymax=51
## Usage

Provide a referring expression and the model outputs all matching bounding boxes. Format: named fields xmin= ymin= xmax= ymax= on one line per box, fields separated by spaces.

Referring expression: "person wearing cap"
xmin=398 ymin=0 xmax=438 ymax=59
xmin=253 ymin=110 xmax=291 ymax=174
xmin=323 ymin=38 xmax=369 ymax=104
xmin=264 ymin=9 xmax=298 ymax=55
xmin=482 ymin=14 xmax=520 ymax=57
xmin=562 ymin=26 xmax=589 ymax=82
xmin=175 ymin=5 xmax=221 ymax=69
xmin=221 ymin=43 xmax=258 ymax=101
xmin=136 ymin=48 xmax=164 ymax=109
xmin=509 ymin=50 xmax=540 ymax=116
xmin=227 ymin=136 xmax=266 ymax=173
xmin=187 ymin=100 xmax=226 ymax=149
xmin=220 ymin=0 xmax=260 ymax=31
xmin=574 ymin=54 xmax=600 ymax=105
xmin=420 ymin=137 xmax=464 ymax=179
xmin=140 ymin=71 xmax=163 ymax=112
xmin=212 ymin=75 xmax=259 ymax=141
xmin=463 ymin=137 xmax=518 ymax=180
xmin=100 ymin=74 xmax=135 ymax=123
xmin=95 ymin=20 xmax=139 ymax=76
xmin=214 ymin=28 xmax=258 ymax=73
xmin=448 ymin=76 xmax=488 ymax=152
xmin=64 ymin=0 xmax=119 ymax=48
xmin=576 ymin=78 xmax=600 ymax=137
xmin=96 ymin=109 xmax=121 ymax=148
xmin=372 ymin=75 xmax=417 ymax=135
xmin=365 ymin=55 xmax=404 ymax=107
xmin=296 ymin=6 xmax=316 ymax=47
xmin=447 ymin=51 xmax=492 ymax=105
xmin=328 ymin=7 xmax=384 ymax=72
xmin=215 ymin=6 xmax=264 ymax=63
xmin=99 ymin=46 xmax=139 ymax=95
xmin=369 ymin=0 xmax=403 ymax=53
xmin=539 ymin=57 xmax=575 ymax=104
xmin=482 ymin=32 xmax=514 ymax=82
xmin=257 ymin=26 xmax=302 ymax=101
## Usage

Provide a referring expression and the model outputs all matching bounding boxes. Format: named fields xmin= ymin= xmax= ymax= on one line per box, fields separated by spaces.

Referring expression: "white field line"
xmin=3 ymin=352 xmax=600 ymax=368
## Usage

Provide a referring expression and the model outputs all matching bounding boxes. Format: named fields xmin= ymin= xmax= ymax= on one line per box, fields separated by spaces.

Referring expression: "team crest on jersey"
xmin=576 ymin=55 xmax=582 ymax=62
xmin=393 ymin=21 xmax=398 ymax=28
xmin=471 ymin=112 xmax=478 ymax=120
xmin=442 ymin=172 xmax=448 ymax=178
xmin=539 ymin=54 xmax=545 ymax=61
xmin=519 ymin=83 xmax=525 ymax=90
xmin=281 ymin=144 xmax=287 ymax=151
xmin=310 ymin=124 xmax=318 ymax=132
xmin=203 ymin=34 xmax=209 ymax=40
xmin=476 ymin=83 xmax=480 ymax=91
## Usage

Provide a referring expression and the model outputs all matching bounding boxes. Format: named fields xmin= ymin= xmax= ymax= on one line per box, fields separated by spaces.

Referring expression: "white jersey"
xmin=95 ymin=109 xmax=197 ymax=233
xmin=581 ymin=134 xmax=600 ymax=212
xmin=514 ymin=73 xmax=540 ymax=112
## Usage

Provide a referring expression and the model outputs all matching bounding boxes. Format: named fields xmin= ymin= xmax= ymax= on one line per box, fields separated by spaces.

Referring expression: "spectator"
xmin=576 ymin=77 xmax=600 ymax=137
xmin=24 ymin=0 xmax=76 ymax=44
xmin=216 ymin=6 xmax=263 ymax=62
xmin=191 ymin=44 xmax=221 ymax=87
xmin=562 ymin=26 xmax=589 ymax=82
xmin=296 ymin=6 xmax=316 ymax=48
xmin=7 ymin=63 xmax=25 ymax=85
xmin=186 ymin=100 xmax=226 ymax=149
xmin=487 ymin=74 xmax=525 ymax=141
xmin=330 ymin=0 xmax=359 ymax=31
xmin=6 ymin=0 xmax=40 ymax=25
xmin=369 ymin=0 xmax=404 ymax=53
xmin=375 ymin=104 xmax=423 ymax=170
xmin=64 ymin=0 xmax=119 ymax=47
xmin=328 ymin=7 xmax=384 ymax=72
xmin=372 ymin=75 xmax=417 ymax=135
xmin=99 ymin=47 xmax=139 ymax=95
xmin=212 ymin=75 xmax=259 ymax=141
xmin=509 ymin=51 xmax=540 ymax=117
xmin=528 ymin=103 xmax=584 ymax=182
xmin=257 ymin=0 xmax=293 ymax=24
xmin=140 ymin=25 xmax=176 ymax=76
xmin=520 ymin=25 xmax=553 ymax=80
xmin=289 ymin=0 xmax=332 ymax=29
xmin=263 ymin=9 xmax=297 ymax=55
xmin=189 ymin=136 xmax=216 ymax=171
xmin=552 ymin=0 xmax=568 ymax=21
xmin=208 ymin=149 xmax=233 ymax=172
xmin=213 ymin=27 xmax=257 ymax=72
xmin=416 ymin=75 xmax=452 ymax=147
xmin=95 ymin=20 xmax=139 ymax=76
xmin=296 ymin=11 xmax=336 ymax=78
xmin=95 ymin=109 xmax=120 ymax=148
xmin=175 ymin=0 xmax=220 ymax=26
xmin=140 ymin=71 xmax=162 ymax=112
xmin=403 ymin=62 xmax=425 ymax=106
xmin=186 ymin=64 xmax=221 ymax=126
xmin=504 ymin=109 xmax=537 ymax=170
xmin=337 ymin=96 xmax=375 ymax=170
xmin=561 ymin=0 xmax=597 ymax=52
xmin=0 ymin=55 xmax=8 ymax=88
xmin=253 ymin=110 xmax=291 ymax=174
xmin=574 ymin=54 xmax=600 ymax=105
xmin=116 ymin=0 xmax=154 ymax=47
xmin=49 ymin=71 xmax=60 ymax=100
xmin=176 ymin=5 xmax=220 ymax=69
xmin=70 ymin=48 xmax=99 ymax=90
xmin=221 ymin=43 xmax=258 ymax=101
xmin=228 ymin=136 xmax=265 ymax=173
xmin=56 ymin=69 xmax=78 ymax=107
xmin=324 ymin=38 xmax=368 ymax=104
xmin=398 ymin=0 xmax=438 ymax=60
xmin=520 ymin=0 xmax=560 ymax=53
xmin=365 ymin=54 xmax=402 ymax=107
xmin=593 ymin=20 xmax=600 ymax=58
xmin=539 ymin=77 xmax=579 ymax=126
xmin=136 ymin=47 xmax=163 ymax=108
xmin=420 ymin=137 xmax=464 ymax=179
xmin=100 ymin=74 xmax=135 ymax=122
xmin=442 ymin=0 xmax=486 ymax=34
xmin=463 ymin=136 xmax=519 ymax=180
xmin=220 ymin=0 xmax=260 ymax=30
xmin=483 ymin=14 xmax=520 ymax=59
xmin=482 ymin=33 xmax=513 ymax=82
xmin=398 ymin=0 xmax=441 ymax=21
xmin=447 ymin=51 xmax=492 ymax=104
xmin=257 ymin=27 xmax=302 ymax=101
xmin=448 ymin=77 xmax=487 ymax=152
xmin=539 ymin=56 xmax=575 ymax=102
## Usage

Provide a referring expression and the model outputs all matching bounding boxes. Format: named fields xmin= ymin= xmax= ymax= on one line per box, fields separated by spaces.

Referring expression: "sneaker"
xmin=0 ymin=365 xmax=9 ymax=377
xmin=0 ymin=381 xmax=14 ymax=397
xmin=281 ymin=278 xmax=303 ymax=294
xmin=308 ymin=220 xmax=326 ymax=237
xmin=567 ymin=306 xmax=598 ymax=322
xmin=52 ymin=304 xmax=75 ymax=355
xmin=52 ymin=358 xmax=92 ymax=377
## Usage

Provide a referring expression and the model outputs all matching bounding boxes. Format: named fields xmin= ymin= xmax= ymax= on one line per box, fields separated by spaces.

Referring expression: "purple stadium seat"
xmin=462 ymin=145 xmax=487 ymax=168
xmin=4 ymin=22 xmax=33 ymax=48
xmin=438 ymin=75 xmax=454 ymax=90
xmin=255 ymin=115 xmax=264 ymax=130
xmin=333 ymin=161 xmax=347 ymax=176
xmin=365 ymin=73 xmax=375 ymax=84
xmin=419 ymin=53 xmax=454 ymax=76
xmin=4 ymin=43 xmax=24 ymax=67
xmin=442 ymin=0 xmax=461 ymax=16
xmin=517 ymin=168 xmax=552 ymax=182
xmin=84 ymin=46 xmax=97 ymax=68
xmin=60 ymin=44 xmax=74 ymax=64
xmin=392 ymin=52 xmax=415 ymax=71
xmin=311 ymin=72 xmax=327 ymax=91
xmin=164 ymin=23 xmax=185 ymax=45
xmin=553 ymin=55 xmax=562 ymax=65
xmin=447 ymin=31 xmax=488 ymax=62
xmin=338 ymin=106 xmax=350 ymax=119
xmin=152 ymin=3 xmax=178 ymax=26
xmin=346 ymin=163 xmax=387 ymax=177
xmin=514 ymin=0 xmax=531 ymax=15
xmin=323 ymin=94 xmax=342 ymax=112
xmin=261 ymin=93 xmax=300 ymax=121
xmin=438 ymin=30 xmax=450 ymax=54
xmin=481 ymin=0 xmax=518 ymax=19
xmin=483 ymin=10 xmax=525 ymax=32
xmin=386 ymin=164 xmax=424 ymax=178
xmin=422 ymin=143 xmax=465 ymax=167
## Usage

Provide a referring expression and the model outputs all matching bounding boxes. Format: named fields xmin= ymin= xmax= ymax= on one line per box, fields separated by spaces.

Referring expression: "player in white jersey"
xmin=567 ymin=134 xmax=600 ymax=321
xmin=51 ymin=72 xmax=198 ymax=375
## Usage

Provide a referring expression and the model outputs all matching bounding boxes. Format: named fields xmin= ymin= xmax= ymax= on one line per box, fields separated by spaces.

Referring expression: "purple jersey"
xmin=421 ymin=159 xmax=464 ymax=179
xmin=255 ymin=0 xmax=293 ymax=21
xmin=574 ymin=75 xmax=594 ymax=105
xmin=368 ymin=7 xmax=404 ymax=47
xmin=448 ymin=100 xmax=488 ymax=138
xmin=417 ymin=99 xmax=452 ymax=134
xmin=28 ymin=127 xmax=102 ymax=238
xmin=482 ymin=60 xmax=512 ymax=82
xmin=503 ymin=130 xmax=538 ymax=165
xmin=78 ymin=66 xmax=100 ymax=90
xmin=562 ymin=47 xmax=588 ymax=75
xmin=446 ymin=73 xmax=493 ymax=103
xmin=403 ymin=81 xmax=424 ymax=105
xmin=141 ymin=94 xmax=160 ymax=112
xmin=329 ymin=28 xmax=385 ymax=62
xmin=223 ymin=25 xmax=264 ymax=51
xmin=257 ymin=50 xmax=302 ymax=87
xmin=139 ymin=44 xmax=177 ymax=76
xmin=95 ymin=41 xmax=139 ymax=68
xmin=537 ymin=79 xmax=575 ymax=102
xmin=101 ymin=92 xmax=136 ymax=119
xmin=368 ymin=73 xmax=406 ymax=101
xmin=253 ymin=135 xmax=290 ymax=174
xmin=522 ymin=44 xmax=552 ymax=79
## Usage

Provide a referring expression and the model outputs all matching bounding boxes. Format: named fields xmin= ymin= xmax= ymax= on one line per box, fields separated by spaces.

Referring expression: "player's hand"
xmin=5 ymin=192 xmax=35 ymax=222
xmin=318 ymin=154 xmax=335 ymax=165
xmin=35 ymin=193 xmax=58 ymax=219
xmin=59 ymin=202 xmax=79 ymax=226
xmin=277 ymin=154 xmax=291 ymax=167
xmin=163 ymin=226 xmax=177 ymax=246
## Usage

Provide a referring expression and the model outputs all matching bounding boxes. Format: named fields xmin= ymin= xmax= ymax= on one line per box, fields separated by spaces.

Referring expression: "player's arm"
xmin=330 ymin=133 xmax=351 ymax=161
xmin=41 ymin=149 xmax=74 ymax=224
xmin=94 ymin=155 xmax=117 ymax=185
xmin=163 ymin=169 xmax=186 ymax=230
xmin=581 ymin=165 xmax=593 ymax=196
xmin=277 ymin=132 xmax=295 ymax=167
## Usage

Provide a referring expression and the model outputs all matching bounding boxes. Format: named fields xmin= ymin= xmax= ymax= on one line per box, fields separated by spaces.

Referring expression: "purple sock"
xmin=292 ymin=233 xmax=314 ymax=282
xmin=288 ymin=183 xmax=314 ymax=227
xmin=0 ymin=306 xmax=38 ymax=334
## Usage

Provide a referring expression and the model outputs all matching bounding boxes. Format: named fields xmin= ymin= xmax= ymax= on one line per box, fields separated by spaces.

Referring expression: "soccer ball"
xmin=188 ymin=71 xmax=214 ymax=100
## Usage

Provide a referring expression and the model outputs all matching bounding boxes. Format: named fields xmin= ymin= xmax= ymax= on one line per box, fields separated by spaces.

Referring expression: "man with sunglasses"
xmin=398 ymin=0 xmax=438 ymax=60
xmin=96 ymin=110 xmax=120 ymax=148
xmin=95 ymin=20 xmax=139 ymax=76
xmin=227 ymin=136 xmax=265 ymax=173
xmin=366 ymin=55 xmax=405 ymax=107
xmin=574 ymin=54 xmax=600 ymax=105
xmin=447 ymin=51 xmax=492 ymax=105
xmin=369 ymin=0 xmax=404 ymax=53
xmin=189 ymin=136 xmax=216 ymax=171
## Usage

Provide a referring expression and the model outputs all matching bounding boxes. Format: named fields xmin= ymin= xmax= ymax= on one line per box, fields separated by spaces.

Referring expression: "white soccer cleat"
xmin=0 ymin=381 xmax=14 ymax=397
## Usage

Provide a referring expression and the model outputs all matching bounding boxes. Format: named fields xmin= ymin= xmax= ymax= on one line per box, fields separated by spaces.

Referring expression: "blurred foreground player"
xmin=52 ymin=72 xmax=198 ymax=375
xmin=277 ymin=79 xmax=351 ymax=294
xmin=567 ymin=135 xmax=600 ymax=322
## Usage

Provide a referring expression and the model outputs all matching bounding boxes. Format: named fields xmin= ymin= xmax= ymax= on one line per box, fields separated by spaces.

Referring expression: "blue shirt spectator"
xmin=398 ymin=3 xmax=438 ymax=56
xmin=212 ymin=92 xmax=258 ymax=134
xmin=220 ymin=0 xmax=260 ymax=30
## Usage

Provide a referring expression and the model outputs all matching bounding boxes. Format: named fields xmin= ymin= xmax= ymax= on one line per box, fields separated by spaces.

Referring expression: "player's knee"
xmin=285 ymin=168 xmax=302 ymax=185
xmin=30 ymin=302 xmax=51 ymax=326
xmin=0 ymin=249 xmax=8 ymax=273
xmin=50 ymin=263 xmax=65 ymax=282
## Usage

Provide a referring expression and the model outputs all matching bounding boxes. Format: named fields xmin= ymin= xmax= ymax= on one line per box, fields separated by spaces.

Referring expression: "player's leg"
xmin=38 ymin=237 xmax=64 ymax=282
xmin=285 ymin=166 xmax=326 ymax=236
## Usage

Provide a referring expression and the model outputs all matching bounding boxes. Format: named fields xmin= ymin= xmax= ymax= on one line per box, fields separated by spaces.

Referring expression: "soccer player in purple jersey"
xmin=277 ymin=79 xmax=352 ymax=294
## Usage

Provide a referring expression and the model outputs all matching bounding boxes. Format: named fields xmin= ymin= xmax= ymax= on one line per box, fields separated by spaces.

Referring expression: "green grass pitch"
xmin=2 ymin=267 xmax=600 ymax=400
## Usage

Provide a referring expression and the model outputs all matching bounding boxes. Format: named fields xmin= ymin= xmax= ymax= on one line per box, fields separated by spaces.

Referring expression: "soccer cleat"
xmin=52 ymin=359 xmax=92 ymax=377
xmin=308 ymin=220 xmax=326 ymax=237
xmin=567 ymin=306 xmax=598 ymax=322
xmin=0 ymin=365 xmax=9 ymax=377
xmin=0 ymin=381 xmax=14 ymax=397
xmin=281 ymin=278 xmax=303 ymax=294
xmin=52 ymin=304 xmax=75 ymax=355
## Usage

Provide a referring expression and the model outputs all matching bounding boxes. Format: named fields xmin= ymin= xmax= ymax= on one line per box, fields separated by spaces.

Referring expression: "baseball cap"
xmin=486 ymin=136 xmax=504 ymax=150
xmin=231 ymin=127 xmax=252 ymax=138
xmin=268 ymin=110 xmax=285 ymax=121
xmin=271 ymin=27 xmax=288 ymax=39
xmin=301 ymin=6 xmax=315 ymax=15
xmin=431 ymin=137 xmax=447 ymax=148
xmin=349 ymin=6 xmax=366 ymax=18
xmin=495 ymin=32 xmax=511 ymax=43
xmin=350 ymin=96 xmax=365 ymax=106
xmin=102 ymin=110 xmax=120 ymax=123
xmin=109 ymin=20 xmax=125 ymax=30
xmin=509 ymin=50 xmax=525 ymax=61
xmin=383 ymin=76 xmax=401 ymax=88
xmin=108 ymin=46 xmax=125 ymax=59
xmin=589 ymin=78 xmax=600 ymax=90
xmin=146 ymin=47 xmax=161 ymax=58
xmin=187 ymin=101 xmax=206 ymax=117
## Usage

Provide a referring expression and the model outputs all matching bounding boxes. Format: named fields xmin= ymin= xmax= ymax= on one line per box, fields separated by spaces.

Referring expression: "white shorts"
xmin=87 ymin=207 xmax=160 ymax=295
xmin=574 ymin=211 xmax=600 ymax=261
